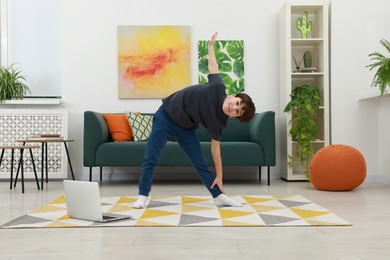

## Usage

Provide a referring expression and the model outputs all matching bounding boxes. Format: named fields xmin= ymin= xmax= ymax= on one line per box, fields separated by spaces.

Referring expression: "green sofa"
xmin=83 ymin=111 xmax=276 ymax=185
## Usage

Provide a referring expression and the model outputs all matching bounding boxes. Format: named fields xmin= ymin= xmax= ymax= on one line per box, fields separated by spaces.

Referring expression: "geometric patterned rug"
xmin=1 ymin=195 xmax=351 ymax=228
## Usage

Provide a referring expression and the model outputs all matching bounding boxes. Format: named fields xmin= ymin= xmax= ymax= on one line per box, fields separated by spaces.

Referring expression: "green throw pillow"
xmin=126 ymin=112 xmax=153 ymax=141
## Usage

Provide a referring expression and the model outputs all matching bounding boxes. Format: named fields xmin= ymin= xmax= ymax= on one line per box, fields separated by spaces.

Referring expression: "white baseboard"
xmin=366 ymin=175 xmax=390 ymax=185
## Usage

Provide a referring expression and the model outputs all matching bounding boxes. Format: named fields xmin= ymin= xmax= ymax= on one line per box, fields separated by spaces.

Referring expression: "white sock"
xmin=214 ymin=194 xmax=242 ymax=207
xmin=133 ymin=195 xmax=148 ymax=209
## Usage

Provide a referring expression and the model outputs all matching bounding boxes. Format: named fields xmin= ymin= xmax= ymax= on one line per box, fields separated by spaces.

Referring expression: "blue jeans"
xmin=138 ymin=105 xmax=222 ymax=198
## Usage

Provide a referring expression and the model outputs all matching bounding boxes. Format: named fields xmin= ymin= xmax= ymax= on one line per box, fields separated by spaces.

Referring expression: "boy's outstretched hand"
xmin=208 ymin=32 xmax=219 ymax=74
xmin=211 ymin=177 xmax=225 ymax=193
xmin=209 ymin=32 xmax=218 ymax=47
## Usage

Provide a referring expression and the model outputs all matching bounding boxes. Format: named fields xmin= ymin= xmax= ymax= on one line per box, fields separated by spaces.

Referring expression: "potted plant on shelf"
xmin=0 ymin=64 xmax=30 ymax=103
xmin=366 ymin=39 xmax=390 ymax=96
xmin=283 ymin=84 xmax=321 ymax=181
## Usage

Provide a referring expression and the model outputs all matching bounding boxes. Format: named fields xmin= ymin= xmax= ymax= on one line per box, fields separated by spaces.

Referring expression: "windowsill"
xmin=359 ymin=90 xmax=390 ymax=101
xmin=0 ymin=98 xmax=62 ymax=105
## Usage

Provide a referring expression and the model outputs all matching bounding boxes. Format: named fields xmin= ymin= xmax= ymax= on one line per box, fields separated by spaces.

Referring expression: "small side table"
xmin=0 ymin=145 xmax=40 ymax=193
xmin=15 ymin=139 xmax=75 ymax=189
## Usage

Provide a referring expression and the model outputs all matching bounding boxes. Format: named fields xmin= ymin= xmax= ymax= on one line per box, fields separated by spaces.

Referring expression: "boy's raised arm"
xmin=208 ymin=32 xmax=219 ymax=74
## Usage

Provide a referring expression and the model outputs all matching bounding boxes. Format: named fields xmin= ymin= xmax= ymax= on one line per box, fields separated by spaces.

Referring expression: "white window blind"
xmin=1 ymin=0 xmax=61 ymax=98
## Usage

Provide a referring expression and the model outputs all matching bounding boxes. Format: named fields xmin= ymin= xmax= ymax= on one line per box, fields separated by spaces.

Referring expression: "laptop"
xmin=63 ymin=180 xmax=131 ymax=223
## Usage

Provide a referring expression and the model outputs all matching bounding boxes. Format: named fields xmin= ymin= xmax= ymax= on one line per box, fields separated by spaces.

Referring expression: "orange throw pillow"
xmin=103 ymin=113 xmax=133 ymax=142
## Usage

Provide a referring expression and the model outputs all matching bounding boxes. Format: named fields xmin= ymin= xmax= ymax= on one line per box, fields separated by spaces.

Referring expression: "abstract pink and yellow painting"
xmin=118 ymin=26 xmax=191 ymax=98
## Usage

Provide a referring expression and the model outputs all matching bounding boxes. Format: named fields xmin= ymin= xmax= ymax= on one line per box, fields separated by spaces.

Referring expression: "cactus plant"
xmin=296 ymin=11 xmax=312 ymax=38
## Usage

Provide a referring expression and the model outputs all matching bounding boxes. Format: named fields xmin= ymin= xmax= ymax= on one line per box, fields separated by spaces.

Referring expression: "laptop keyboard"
xmin=102 ymin=215 xmax=116 ymax=220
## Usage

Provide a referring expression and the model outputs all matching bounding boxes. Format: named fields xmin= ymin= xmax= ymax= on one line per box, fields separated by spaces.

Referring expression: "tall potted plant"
xmin=284 ymin=84 xmax=321 ymax=180
xmin=366 ymin=39 xmax=390 ymax=96
xmin=0 ymin=64 xmax=30 ymax=103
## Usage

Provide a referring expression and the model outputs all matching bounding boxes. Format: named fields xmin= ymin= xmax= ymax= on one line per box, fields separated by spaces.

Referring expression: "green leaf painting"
xmin=198 ymin=40 xmax=244 ymax=94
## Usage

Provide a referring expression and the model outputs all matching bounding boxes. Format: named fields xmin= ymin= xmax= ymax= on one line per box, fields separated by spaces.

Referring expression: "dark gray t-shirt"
xmin=162 ymin=74 xmax=228 ymax=141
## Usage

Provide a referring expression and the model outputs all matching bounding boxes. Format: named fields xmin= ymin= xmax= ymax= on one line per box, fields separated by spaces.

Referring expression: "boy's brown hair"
xmin=235 ymin=93 xmax=255 ymax=123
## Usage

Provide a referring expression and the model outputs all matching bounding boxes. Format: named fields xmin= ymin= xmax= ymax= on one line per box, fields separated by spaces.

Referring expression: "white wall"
xmin=30 ymin=0 xmax=389 ymax=182
xmin=331 ymin=0 xmax=390 ymax=183
xmin=61 ymin=0 xmax=284 ymax=180
xmin=377 ymin=98 xmax=390 ymax=182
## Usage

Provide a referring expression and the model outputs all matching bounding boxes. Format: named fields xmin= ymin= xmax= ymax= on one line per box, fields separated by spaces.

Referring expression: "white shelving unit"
xmin=279 ymin=0 xmax=330 ymax=181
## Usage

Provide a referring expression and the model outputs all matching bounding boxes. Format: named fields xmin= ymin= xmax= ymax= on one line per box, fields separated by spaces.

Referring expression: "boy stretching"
xmin=133 ymin=32 xmax=255 ymax=208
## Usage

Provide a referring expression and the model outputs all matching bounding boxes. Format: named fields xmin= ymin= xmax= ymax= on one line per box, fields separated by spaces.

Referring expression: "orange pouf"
xmin=309 ymin=144 xmax=366 ymax=191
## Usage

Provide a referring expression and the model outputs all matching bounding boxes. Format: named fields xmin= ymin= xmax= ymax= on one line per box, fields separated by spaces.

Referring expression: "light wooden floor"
xmin=0 ymin=177 xmax=389 ymax=260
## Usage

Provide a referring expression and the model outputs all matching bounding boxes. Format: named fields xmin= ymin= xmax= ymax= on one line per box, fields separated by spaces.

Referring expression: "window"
xmin=0 ymin=0 xmax=61 ymax=98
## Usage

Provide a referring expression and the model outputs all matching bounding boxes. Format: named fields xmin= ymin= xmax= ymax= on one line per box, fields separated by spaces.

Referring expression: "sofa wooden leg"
xmin=259 ymin=166 xmax=262 ymax=181
xmin=100 ymin=167 xmax=102 ymax=182
xmin=267 ymin=166 xmax=270 ymax=186
xmin=89 ymin=167 xmax=92 ymax=182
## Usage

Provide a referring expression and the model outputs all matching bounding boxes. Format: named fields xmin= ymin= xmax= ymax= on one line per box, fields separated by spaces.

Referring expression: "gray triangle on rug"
xmin=179 ymin=214 xmax=219 ymax=226
xmin=146 ymin=200 xmax=180 ymax=208
xmin=2 ymin=215 xmax=51 ymax=228
xmin=278 ymin=200 xmax=311 ymax=208
xmin=259 ymin=214 xmax=301 ymax=225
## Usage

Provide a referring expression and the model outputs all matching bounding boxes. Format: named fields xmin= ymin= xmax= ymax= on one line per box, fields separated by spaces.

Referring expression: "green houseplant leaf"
xmin=366 ymin=39 xmax=390 ymax=96
xmin=226 ymin=41 xmax=244 ymax=61
xmin=216 ymin=41 xmax=228 ymax=50
xmin=198 ymin=41 xmax=208 ymax=60
xmin=227 ymin=80 xmax=245 ymax=95
xmin=233 ymin=60 xmax=244 ymax=78
xmin=0 ymin=64 xmax=30 ymax=103
xmin=220 ymin=73 xmax=234 ymax=87
xmin=215 ymin=51 xmax=232 ymax=72
xmin=198 ymin=75 xmax=207 ymax=84
xmin=198 ymin=57 xmax=209 ymax=74
xmin=283 ymin=84 xmax=321 ymax=180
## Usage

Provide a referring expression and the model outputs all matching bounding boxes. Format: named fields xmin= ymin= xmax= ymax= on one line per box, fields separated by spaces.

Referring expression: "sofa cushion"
xmin=217 ymin=142 xmax=263 ymax=165
xmin=96 ymin=142 xmax=147 ymax=166
xmin=159 ymin=142 xmax=261 ymax=166
xmin=103 ymin=113 xmax=134 ymax=142
xmin=126 ymin=112 xmax=153 ymax=141
xmin=95 ymin=141 xmax=263 ymax=167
